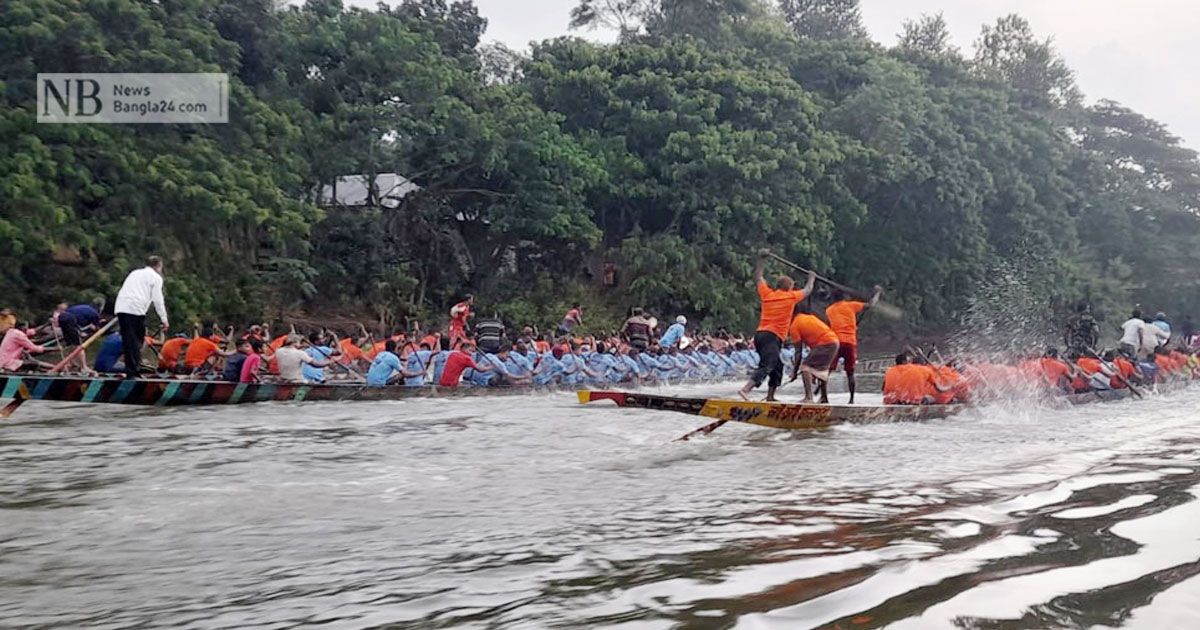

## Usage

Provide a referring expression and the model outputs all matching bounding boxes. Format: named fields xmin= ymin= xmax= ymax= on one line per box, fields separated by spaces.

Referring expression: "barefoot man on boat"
xmin=739 ymin=250 xmax=815 ymax=402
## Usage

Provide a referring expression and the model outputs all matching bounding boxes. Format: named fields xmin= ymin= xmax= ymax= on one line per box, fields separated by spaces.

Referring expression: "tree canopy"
xmin=4 ymin=0 xmax=1200 ymax=338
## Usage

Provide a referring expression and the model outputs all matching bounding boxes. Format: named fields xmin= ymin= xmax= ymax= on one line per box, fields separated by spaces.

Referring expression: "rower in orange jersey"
xmin=156 ymin=335 xmax=190 ymax=373
xmin=883 ymin=354 xmax=951 ymax=405
xmin=786 ymin=306 xmax=840 ymax=403
xmin=1154 ymin=347 xmax=1178 ymax=376
xmin=1075 ymin=351 xmax=1116 ymax=392
xmin=1104 ymin=350 xmax=1139 ymax=388
xmin=449 ymin=295 xmax=474 ymax=348
xmin=338 ymin=334 xmax=367 ymax=369
xmin=825 ymin=286 xmax=883 ymax=404
xmin=1169 ymin=348 xmax=1190 ymax=374
xmin=932 ymin=362 xmax=965 ymax=404
xmin=1032 ymin=347 xmax=1074 ymax=392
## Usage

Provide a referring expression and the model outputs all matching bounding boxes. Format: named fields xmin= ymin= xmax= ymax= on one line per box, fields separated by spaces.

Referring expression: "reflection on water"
xmin=2 ymin=385 xmax=1200 ymax=628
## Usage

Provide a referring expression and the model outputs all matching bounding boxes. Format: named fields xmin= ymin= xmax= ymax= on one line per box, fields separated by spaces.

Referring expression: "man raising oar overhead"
xmin=825 ymin=286 xmax=883 ymax=404
xmin=739 ymin=250 xmax=815 ymax=402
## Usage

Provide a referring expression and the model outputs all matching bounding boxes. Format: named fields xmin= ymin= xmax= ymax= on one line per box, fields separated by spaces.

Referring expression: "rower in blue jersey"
xmin=587 ymin=343 xmax=620 ymax=384
xmin=622 ymin=349 xmax=648 ymax=381
xmin=432 ymin=338 xmax=452 ymax=384
xmin=403 ymin=343 xmax=433 ymax=386
xmin=532 ymin=349 xmax=564 ymax=386
xmin=638 ymin=348 xmax=662 ymax=379
xmin=505 ymin=345 xmax=535 ymax=381
xmin=656 ymin=350 xmax=681 ymax=381
xmin=469 ymin=351 xmax=507 ymax=386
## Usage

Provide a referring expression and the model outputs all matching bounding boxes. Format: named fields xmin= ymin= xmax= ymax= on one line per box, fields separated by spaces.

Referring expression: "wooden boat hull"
xmin=577 ymin=391 xmax=965 ymax=430
xmin=0 ymin=374 xmax=533 ymax=410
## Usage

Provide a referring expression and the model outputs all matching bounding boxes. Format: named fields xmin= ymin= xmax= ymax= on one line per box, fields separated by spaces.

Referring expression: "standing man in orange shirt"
xmin=825 ymin=287 xmax=883 ymax=404
xmin=739 ymin=250 xmax=816 ymax=402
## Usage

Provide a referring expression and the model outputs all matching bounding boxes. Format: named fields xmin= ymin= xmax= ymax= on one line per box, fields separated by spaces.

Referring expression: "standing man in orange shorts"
xmin=825 ymin=286 xmax=883 ymax=404
xmin=787 ymin=307 xmax=841 ymax=404
xmin=739 ymin=250 xmax=816 ymax=402
xmin=448 ymin=294 xmax=473 ymax=348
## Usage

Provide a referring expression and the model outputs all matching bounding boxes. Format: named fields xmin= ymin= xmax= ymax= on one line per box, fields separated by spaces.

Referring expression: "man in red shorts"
xmin=825 ymin=286 xmax=882 ymax=404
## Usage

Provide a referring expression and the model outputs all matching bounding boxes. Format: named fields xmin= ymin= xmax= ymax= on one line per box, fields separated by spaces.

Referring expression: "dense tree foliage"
xmin=4 ymin=0 xmax=1200 ymax=337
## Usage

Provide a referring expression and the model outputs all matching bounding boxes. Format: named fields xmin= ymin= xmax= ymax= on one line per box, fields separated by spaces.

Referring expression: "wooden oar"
xmin=49 ymin=319 xmax=116 ymax=373
xmin=675 ymin=417 xmax=729 ymax=442
xmin=1089 ymin=346 xmax=1142 ymax=399
xmin=766 ymin=252 xmax=902 ymax=319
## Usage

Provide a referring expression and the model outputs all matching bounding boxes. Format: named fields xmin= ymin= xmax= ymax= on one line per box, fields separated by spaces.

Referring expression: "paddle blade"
xmin=873 ymin=301 xmax=904 ymax=320
xmin=675 ymin=418 xmax=729 ymax=442
xmin=0 ymin=397 xmax=25 ymax=419
xmin=577 ymin=390 xmax=592 ymax=404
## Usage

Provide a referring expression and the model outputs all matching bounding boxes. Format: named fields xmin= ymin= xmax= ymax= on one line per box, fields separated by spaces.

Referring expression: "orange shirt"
xmin=756 ymin=281 xmax=806 ymax=338
xmin=1155 ymin=354 xmax=1175 ymax=374
xmin=788 ymin=314 xmax=839 ymax=347
xmin=825 ymin=301 xmax=866 ymax=346
xmin=1039 ymin=358 xmax=1071 ymax=389
xmin=1170 ymin=351 xmax=1188 ymax=371
xmin=933 ymin=366 xmax=961 ymax=404
xmin=535 ymin=340 xmax=550 ymax=353
xmin=184 ymin=336 xmax=221 ymax=368
xmin=268 ymin=334 xmax=288 ymax=374
xmin=339 ymin=338 xmax=365 ymax=364
xmin=1112 ymin=357 xmax=1135 ymax=388
xmin=158 ymin=337 xmax=189 ymax=369
xmin=883 ymin=364 xmax=937 ymax=404
xmin=1076 ymin=357 xmax=1104 ymax=375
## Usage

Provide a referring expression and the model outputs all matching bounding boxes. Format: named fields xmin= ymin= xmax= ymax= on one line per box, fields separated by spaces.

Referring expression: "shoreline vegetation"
xmin=5 ymin=1 xmax=1200 ymax=343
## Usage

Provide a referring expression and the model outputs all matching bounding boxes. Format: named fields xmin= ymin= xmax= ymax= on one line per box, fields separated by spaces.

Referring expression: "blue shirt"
xmin=470 ymin=353 xmax=509 ymax=386
xmin=404 ymin=350 xmax=432 ymax=386
xmin=1153 ymin=320 xmax=1172 ymax=336
xmin=660 ymin=323 xmax=686 ymax=349
xmin=94 ymin=333 xmax=123 ymax=372
xmin=303 ymin=346 xmax=333 ymax=382
xmin=65 ymin=304 xmax=101 ymax=326
xmin=506 ymin=352 xmax=534 ymax=378
xmin=432 ymin=350 xmax=451 ymax=384
xmin=367 ymin=351 xmax=403 ymax=387
xmin=589 ymin=352 xmax=619 ymax=383
xmin=533 ymin=353 xmax=562 ymax=386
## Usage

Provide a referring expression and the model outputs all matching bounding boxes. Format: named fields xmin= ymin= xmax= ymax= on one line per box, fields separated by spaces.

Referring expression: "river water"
xmin=3 ymin=382 xmax=1200 ymax=629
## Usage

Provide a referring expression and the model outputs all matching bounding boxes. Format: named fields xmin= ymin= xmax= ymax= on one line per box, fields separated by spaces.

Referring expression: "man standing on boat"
xmin=114 ymin=256 xmax=168 ymax=379
xmin=1064 ymin=302 xmax=1100 ymax=356
xmin=739 ymin=250 xmax=815 ymax=402
xmin=659 ymin=316 xmax=688 ymax=350
xmin=825 ymin=286 xmax=883 ymax=404
xmin=449 ymin=294 xmax=473 ymax=349
xmin=621 ymin=308 xmax=653 ymax=351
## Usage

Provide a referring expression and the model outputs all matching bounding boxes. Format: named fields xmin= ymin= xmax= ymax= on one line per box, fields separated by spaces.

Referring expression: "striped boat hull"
xmin=0 ymin=375 xmax=527 ymax=409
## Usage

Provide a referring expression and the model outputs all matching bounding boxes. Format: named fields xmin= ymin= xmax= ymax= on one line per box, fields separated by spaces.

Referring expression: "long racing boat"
xmin=576 ymin=383 xmax=1178 ymax=432
xmin=0 ymin=373 xmax=539 ymax=418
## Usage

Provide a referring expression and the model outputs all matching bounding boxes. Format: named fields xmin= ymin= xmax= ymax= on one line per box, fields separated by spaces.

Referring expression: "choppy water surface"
xmin=3 ymin=383 xmax=1200 ymax=629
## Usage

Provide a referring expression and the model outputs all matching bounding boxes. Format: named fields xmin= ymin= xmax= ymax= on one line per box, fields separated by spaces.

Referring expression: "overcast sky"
xmin=342 ymin=0 xmax=1200 ymax=149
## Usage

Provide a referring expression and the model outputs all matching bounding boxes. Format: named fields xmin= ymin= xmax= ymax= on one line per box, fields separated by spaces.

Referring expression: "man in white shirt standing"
xmin=114 ymin=256 xmax=168 ymax=379
xmin=1119 ymin=310 xmax=1145 ymax=359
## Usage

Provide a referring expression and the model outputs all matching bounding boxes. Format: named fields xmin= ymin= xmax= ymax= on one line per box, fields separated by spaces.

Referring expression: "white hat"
xmin=676 ymin=316 xmax=687 ymax=325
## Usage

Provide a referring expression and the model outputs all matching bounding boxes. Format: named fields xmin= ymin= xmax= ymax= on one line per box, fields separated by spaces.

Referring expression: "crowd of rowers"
xmin=0 ymin=300 xmax=791 ymax=388
xmin=738 ymin=250 xmax=1200 ymax=405
xmin=879 ymin=344 xmax=1198 ymax=406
